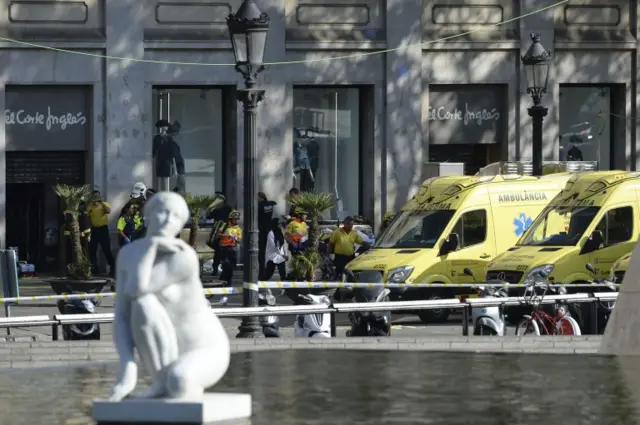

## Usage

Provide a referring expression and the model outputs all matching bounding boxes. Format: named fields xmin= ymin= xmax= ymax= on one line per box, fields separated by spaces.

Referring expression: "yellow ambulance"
xmin=485 ymin=171 xmax=640 ymax=288
xmin=345 ymin=172 xmax=571 ymax=323
xmin=609 ymin=250 xmax=633 ymax=284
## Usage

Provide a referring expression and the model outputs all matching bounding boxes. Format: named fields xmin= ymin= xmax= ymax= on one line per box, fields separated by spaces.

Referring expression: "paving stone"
xmin=397 ymin=342 xmax=452 ymax=351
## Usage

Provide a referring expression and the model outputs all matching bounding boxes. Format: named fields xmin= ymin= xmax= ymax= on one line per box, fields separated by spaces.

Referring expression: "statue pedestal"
xmin=92 ymin=393 xmax=251 ymax=424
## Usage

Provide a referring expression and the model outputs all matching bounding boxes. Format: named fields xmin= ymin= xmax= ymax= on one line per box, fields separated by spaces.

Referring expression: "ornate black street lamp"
xmin=521 ymin=33 xmax=551 ymax=177
xmin=227 ymin=0 xmax=270 ymax=338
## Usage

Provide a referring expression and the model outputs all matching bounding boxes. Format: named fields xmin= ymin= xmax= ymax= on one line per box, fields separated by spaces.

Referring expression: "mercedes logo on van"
xmin=497 ymin=272 xmax=506 ymax=282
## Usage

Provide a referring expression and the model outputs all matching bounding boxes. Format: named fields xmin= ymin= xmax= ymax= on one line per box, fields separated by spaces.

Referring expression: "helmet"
xmin=383 ymin=211 xmax=396 ymax=222
xmin=295 ymin=207 xmax=308 ymax=216
xmin=130 ymin=182 xmax=147 ymax=199
xmin=228 ymin=210 xmax=240 ymax=220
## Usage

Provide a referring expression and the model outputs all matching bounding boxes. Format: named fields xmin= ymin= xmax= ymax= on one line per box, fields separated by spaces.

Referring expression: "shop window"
xmin=593 ymin=206 xmax=633 ymax=247
xmin=152 ymin=88 xmax=224 ymax=197
xmin=559 ymin=86 xmax=611 ymax=169
xmin=452 ymin=209 xmax=487 ymax=248
xmin=293 ymin=87 xmax=360 ymax=220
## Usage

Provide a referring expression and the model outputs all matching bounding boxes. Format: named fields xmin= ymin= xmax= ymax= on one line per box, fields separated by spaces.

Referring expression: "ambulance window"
xmin=595 ymin=206 xmax=634 ymax=246
xmin=452 ymin=209 xmax=487 ymax=248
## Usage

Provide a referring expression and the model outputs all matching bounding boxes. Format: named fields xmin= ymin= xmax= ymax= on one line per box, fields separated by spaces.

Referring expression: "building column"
xmin=104 ymin=0 xmax=149 ymax=213
xmin=385 ymin=0 xmax=423 ymax=213
xmin=519 ymin=0 xmax=556 ymax=163
xmin=252 ymin=0 xmax=290 ymax=216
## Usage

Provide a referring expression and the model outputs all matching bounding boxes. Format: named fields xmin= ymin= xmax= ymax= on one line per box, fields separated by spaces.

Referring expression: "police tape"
xmin=252 ymin=281 xmax=621 ymax=289
xmin=0 ymin=287 xmax=243 ymax=304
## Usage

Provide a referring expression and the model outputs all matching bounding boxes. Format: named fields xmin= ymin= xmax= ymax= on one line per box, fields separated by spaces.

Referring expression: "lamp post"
xmin=227 ymin=0 xmax=270 ymax=338
xmin=521 ymin=33 xmax=551 ymax=177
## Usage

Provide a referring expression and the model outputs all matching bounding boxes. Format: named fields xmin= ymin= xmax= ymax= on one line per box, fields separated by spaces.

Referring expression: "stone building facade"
xmin=0 ymin=0 xmax=637 ymax=266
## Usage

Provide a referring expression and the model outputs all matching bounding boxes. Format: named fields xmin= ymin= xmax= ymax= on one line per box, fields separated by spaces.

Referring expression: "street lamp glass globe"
xmin=226 ymin=0 xmax=270 ymax=67
xmin=522 ymin=33 xmax=550 ymax=87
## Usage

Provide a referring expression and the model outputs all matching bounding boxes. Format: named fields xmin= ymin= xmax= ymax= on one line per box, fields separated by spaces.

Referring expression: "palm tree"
xmin=287 ymin=191 xmax=335 ymax=251
xmin=54 ymin=184 xmax=93 ymax=279
xmin=287 ymin=191 xmax=335 ymax=281
xmin=183 ymin=193 xmax=220 ymax=248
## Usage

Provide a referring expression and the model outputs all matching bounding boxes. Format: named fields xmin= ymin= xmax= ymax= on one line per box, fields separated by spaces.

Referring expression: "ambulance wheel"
xmin=417 ymin=292 xmax=450 ymax=323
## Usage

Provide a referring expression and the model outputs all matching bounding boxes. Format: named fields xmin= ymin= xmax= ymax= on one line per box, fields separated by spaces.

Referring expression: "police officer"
xmin=258 ymin=192 xmax=277 ymax=278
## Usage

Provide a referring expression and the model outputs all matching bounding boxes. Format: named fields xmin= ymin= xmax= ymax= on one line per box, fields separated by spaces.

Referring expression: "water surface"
xmin=1 ymin=350 xmax=639 ymax=425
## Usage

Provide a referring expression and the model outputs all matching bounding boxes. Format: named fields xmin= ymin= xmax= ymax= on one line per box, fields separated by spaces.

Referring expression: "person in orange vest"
xmin=217 ymin=210 xmax=243 ymax=286
xmin=285 ymin=207 xmax=309 ymax=256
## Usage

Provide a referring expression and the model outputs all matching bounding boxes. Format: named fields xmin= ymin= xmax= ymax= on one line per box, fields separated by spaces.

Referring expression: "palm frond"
xmin=292 ymin=250 xmax=321 ymax=281
xmin=53 ymin=184 xmax=92 ymax=214
xmin=184 ymin=193 xmax=218 ymax=215
xmin=287 ymin=192 xmax=335 ymax=217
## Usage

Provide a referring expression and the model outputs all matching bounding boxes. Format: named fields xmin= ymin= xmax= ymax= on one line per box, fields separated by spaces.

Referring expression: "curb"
xmin=0 ymin=336 xmax=603 ymax=369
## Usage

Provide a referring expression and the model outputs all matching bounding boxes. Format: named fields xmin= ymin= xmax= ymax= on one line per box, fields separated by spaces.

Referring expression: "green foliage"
xmin=183 ymin=193 xmax=219 ymax=248
xmin=183 ymin=193 xmax=219 ymax=220
xmin=291 ymin=250 xmax=321 ymax=282
xmin=53 ymin=184 xmax=92 ymax=219
xmin=54 ymin=184 xmax=93 ymax=279
xmin=287 ymin=192 xmax=335 ymax=281
xmin=67 ymin=257 xmax=92 ymax=280
xmin=286 ymin=191 xmax=335 ymax=217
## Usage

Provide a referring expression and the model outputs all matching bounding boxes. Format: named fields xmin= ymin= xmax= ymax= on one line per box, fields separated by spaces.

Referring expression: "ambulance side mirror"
xmin=581 ymin=230 xmax=604 ymax=255
xmin=440 ymin=233 xmax=459 ymax=256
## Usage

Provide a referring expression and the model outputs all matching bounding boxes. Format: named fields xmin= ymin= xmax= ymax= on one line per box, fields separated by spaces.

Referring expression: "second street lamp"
xmin=521 ymin=32 xmax=551 ymax=177
xmin=227 ymin=0 xmax=270 ymax=338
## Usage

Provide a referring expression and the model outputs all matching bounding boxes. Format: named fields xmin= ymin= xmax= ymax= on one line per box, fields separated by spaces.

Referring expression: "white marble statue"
xmin=109 ymin=191 xmax=230 ymax=401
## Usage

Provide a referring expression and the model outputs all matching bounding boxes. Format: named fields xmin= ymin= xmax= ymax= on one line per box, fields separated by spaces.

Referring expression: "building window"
xmin=559 ymin=86 xmax=610 ymax=169
xmin=427 ymin=85 xmax=507 ymax=175
xmin=152 ymin=88 xmax=224 ymax=195
xmin=293 ymin=87 xmax=360 ymax=219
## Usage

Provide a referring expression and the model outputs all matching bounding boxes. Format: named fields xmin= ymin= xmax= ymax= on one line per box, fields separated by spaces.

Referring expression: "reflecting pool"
xmin=1 ymin=350 xmax=639 ymax=425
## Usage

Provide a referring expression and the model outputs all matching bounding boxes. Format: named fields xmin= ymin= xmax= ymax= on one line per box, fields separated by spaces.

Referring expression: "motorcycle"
xmin=342 ymin=270 xmax=392 ymax=337
xmin=56 ymin=296 xmax=101 ymax=341
xmin=471 ymin=284 xmax=509 ymax=336
xmin=294 ymin=294 xmax=332 ymax=338
xmin=258 ymin=289 xmax=281 ymax=338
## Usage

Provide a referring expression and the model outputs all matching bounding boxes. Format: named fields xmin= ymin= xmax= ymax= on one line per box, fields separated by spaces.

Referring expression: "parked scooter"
xmin=258 ymin=289 xmax=281 ymax=338
xmin=471 ymin=285 xmax=509 ymax=336
xmin=585 ymin=263 xmax=618 ymax=334
xmin=294 ymin=294 xmax=332 ymax=338
xmin=56 ymin=296 xmax=101 ymax=341
xmin=342 ymin=270 xmax=392 ymax=337
xmin=463 ymin=268 xmax=508 ymax=336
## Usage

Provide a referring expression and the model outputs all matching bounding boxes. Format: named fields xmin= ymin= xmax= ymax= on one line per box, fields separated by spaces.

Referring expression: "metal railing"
xmin=0 ymin=292 xmax=618 ymax=340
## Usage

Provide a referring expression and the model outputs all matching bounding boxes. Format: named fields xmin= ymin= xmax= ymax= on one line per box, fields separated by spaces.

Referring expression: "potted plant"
xmin=183 ymin=193 xmax=218 ymax=248
xmin=49 ymin=184 xmax=110 ymax=295
xmin=287 ymin=191 xmax=335 ymax=287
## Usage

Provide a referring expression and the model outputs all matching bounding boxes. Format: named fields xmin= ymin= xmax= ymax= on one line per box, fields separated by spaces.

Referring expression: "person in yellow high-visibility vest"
xmin=285 ymin=207 xmax=309 ymax=256
xmin=216 ymin=210 xmax=243 ymax=286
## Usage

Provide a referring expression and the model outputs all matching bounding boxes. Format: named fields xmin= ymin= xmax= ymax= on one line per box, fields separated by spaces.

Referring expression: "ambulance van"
xmin=610 ymin=250 xmax=633 ymax=283
xmin=345 ymin=172 xmax=571 ymax=323
xmin=485 ymin=171 xmax=640 ymax=290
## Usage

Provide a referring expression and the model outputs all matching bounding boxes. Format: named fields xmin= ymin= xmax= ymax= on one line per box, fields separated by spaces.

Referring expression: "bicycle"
xmin=515 ymin=279 xmax=582 ymax=336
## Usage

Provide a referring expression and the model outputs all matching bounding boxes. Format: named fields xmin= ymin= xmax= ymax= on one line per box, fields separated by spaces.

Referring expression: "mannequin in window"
xmin=168 ymin=121 xmax=186 ymax=193
xmin=153 ymin=120 xmax=175 ymax=190
xmin=293 ymin=128 xmax=315 ymax=191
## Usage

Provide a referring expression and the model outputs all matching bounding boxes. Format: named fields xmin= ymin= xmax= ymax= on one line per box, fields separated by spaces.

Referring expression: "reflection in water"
xmin=0 ymin=351 xmax=638 ymax=425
